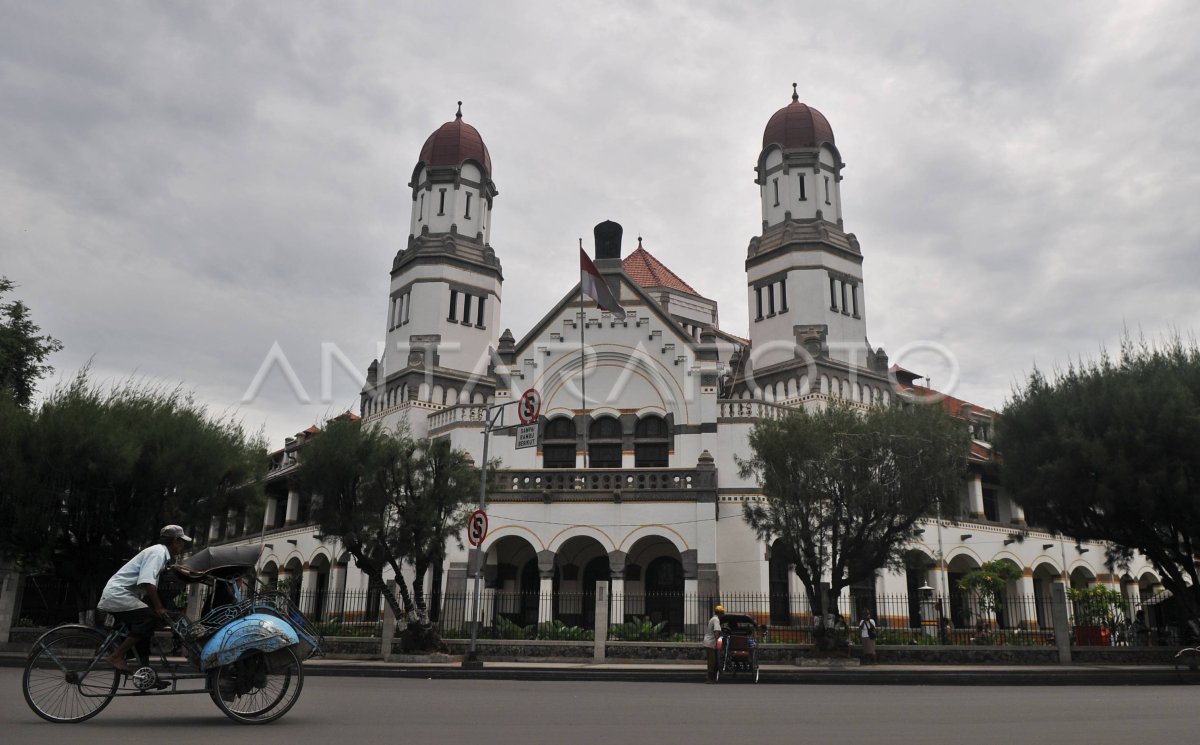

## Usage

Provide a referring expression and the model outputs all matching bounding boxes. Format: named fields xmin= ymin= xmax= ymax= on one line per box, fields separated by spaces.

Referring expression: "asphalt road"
xmin=3 ymin=667 xmax=1195 ymax=745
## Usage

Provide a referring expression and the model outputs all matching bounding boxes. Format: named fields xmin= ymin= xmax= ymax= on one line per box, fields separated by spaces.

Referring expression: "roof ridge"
xmin=623 ymin=245 xmax=700 ymax=296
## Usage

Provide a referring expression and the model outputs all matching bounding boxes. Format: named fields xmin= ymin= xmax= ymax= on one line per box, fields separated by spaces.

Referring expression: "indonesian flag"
xmin=579 ymin=248 xmax=626 ymax=320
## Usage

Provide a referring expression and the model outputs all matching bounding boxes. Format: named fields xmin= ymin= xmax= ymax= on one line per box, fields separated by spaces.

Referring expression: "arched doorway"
xmin=1031 ymin=562 xmax=1061 ymax=630
xmin=903 ymin=549 xmax=936 ymax=630
xmin=283 ymin=557 xmax=303 ymax=608
xmin=626 ymin=535 xmax=684 ymax=633
xmin=768 ymin=540 xmax=793 ymax=626
xmin=946 ymin=555 xmax=980 ymax=629
xmin=486 ymin=535 xmax=540 ymax=627
xmin=554 ymin=536 xmax=609 ymax=629
xmin=307 ymin=554 xmax=331 ymax=622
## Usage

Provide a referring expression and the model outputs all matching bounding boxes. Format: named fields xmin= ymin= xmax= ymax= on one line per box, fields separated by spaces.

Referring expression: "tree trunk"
xmin=430 ymin=556 xmax=444 ymax=623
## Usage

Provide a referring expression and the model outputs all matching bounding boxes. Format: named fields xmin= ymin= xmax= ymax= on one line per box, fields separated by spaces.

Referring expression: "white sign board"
xmin=515 ymin=423 xmax=538 ymax=450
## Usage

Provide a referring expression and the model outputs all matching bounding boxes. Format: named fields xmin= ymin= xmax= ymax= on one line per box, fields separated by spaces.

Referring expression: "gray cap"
xmin=159 ymin=524 xmax=193 ymax=543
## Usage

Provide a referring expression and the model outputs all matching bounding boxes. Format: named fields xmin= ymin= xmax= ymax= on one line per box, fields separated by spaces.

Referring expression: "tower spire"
xmin=791 ymin=82 xmax=799 ymax=102
xmin=456 ymin=100 xmax=463 ymax=119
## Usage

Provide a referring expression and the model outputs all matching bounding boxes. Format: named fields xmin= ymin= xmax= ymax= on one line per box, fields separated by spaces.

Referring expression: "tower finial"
xmin=791 ymin=83 xmax=799 ymax=102
xmin=637 ymin=235 xmax=643 ymax=248
xmin=456 ymin=101 xmax=463 ymax=119
xmin=578 ymin=237 xmax=583 ymax=250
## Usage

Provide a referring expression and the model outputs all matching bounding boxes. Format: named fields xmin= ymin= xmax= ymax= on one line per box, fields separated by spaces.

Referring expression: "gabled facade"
xmin=221 ymin=91 xmax=1162 ymax=638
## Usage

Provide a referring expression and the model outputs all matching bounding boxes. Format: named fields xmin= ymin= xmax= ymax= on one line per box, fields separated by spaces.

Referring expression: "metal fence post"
xmin=1050 ymin=581 xmax=1071 ymax=663
xmin=594 ymin=583 xmax=608 ymax=662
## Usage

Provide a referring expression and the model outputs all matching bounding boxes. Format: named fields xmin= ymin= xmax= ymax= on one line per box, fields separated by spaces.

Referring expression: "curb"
xmin=3 ymin=652 xmax=1191 ymax=686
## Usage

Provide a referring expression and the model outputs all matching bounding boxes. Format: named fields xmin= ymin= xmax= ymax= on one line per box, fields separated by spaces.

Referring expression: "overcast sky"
xmin=3 ymin=1 xmax=1198 ymax=446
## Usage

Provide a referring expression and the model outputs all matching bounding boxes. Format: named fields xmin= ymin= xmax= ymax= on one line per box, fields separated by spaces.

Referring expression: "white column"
xmin=285 ymin=488 xmax=300 ymax=525
xmin=1017 ymin=572 xmax=1036 ymax=630
xmin=1010 ymin=499 xmax=1026 ymax=525
xmin=539 ymin=574 xmax=554 ymax=626
xmin=610 ymin=577 xmax=625 ymax=627
xmin=299 ymin=565 xmax=317 ymax=615
xmin=328 ymin=561 xmax=348 ymax=621
xmin=263 ymin=496 xmax=279 ymax=530
xmin=967 ymin=475 xmax=985 ymax=519
xmin=684 ymin=578 xmax=699 ymax=630
xmin=208 ymin=516 xmax=221 ymax=542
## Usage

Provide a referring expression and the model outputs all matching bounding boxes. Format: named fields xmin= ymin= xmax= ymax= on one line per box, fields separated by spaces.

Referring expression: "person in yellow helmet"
xmin=703 ymin=604 xmax=727 ymax=683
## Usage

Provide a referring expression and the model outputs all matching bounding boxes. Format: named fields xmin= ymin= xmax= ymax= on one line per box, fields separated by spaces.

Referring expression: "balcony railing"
xmin=428 ymin=403 xmax=487 ymax=432
xmin=492 ymin=467 xmax=716 ymax=502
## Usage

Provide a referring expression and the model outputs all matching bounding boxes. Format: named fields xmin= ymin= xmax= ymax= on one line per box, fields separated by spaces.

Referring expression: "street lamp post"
xmin=461 ymin=401 xmax=512 ymax=669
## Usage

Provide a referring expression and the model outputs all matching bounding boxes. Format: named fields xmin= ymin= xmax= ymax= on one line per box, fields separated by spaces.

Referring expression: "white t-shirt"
xmin=702 ymin=615 xmax=723 ymax=648
xmin=97 ymin=544 xmax=171 ymax=612
xmin=859 ymin=618 xmax=876 ymax=638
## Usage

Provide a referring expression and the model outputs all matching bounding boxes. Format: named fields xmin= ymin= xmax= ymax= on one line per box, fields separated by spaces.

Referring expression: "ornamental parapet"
xmin=491 ymin=467 xmax=716 ymax=503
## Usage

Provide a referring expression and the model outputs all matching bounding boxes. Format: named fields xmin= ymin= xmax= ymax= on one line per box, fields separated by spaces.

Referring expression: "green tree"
xmin=957 ymin=559 xmax=1022 ymax=630
xmin=0 ymin=276 xmax=63 ymax=408
xmin=997 ymin=335 xmax=1200 ymax=620
xmin=740 ymin=401 xmax=969 ymax=641
xmin=292 ymin=417 xmax=415 ymax=622
xmin=295 ymin=418 xmax=479 ymax=649
xmin=0 ymin=372 xmax=265 ymax=614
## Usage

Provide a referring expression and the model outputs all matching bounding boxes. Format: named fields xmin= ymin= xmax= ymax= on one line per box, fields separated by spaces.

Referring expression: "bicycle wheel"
xmin=751 ymin=649 xmax=760 ymax=684
xmin=209 ymin=647 xmax=303 ymax=724
xmin=23 ymin=630 xmax=119 ymax=723
xmin=714 ymin=647 xmax=726 ymax=683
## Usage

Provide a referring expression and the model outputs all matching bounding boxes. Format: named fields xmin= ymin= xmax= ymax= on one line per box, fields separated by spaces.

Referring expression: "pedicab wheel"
xmin=23 ymin=630 xmax=119 ymax=723
xmin=209 ymin=647 xmax=303 ymax=724
xmin=713 ymin=649 xmax=724 ymax=683
xmin=751 ymin=650 xmax=760 ymax=684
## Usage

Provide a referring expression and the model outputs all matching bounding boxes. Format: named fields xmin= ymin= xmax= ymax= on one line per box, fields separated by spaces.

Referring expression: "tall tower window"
xmin=464 ymin=193 xmax=472 ymax=219
xmin=461 ymin=294 xmax=472 ymax=325
xmin=634 ymin=415 xmax=669 ymax=468
xmin=389 ymin=297 xmax=398 ymax=330
xmin=419 ymin=193 xmax=425 ymax=220
xmin=829 ymin=276 xmax=838 ymax=311
xmin=438 ymin=188 xmax=447 ymax=216
xmin=448 ymin=289 xmax=458 ymax=321
xmin=841 ymin=282 xmax=849 ymax=315
xmin=779 ymin=278 xmax=788 ymax=312
xmin=588 ymin=416 xmax=623 ymax=469
xmin=772 ymin=178 xmax=780 ymax=207
xmin=476 ymin=296 xmax=486 ymax=327
xmin=767 ymin=283 xmax=776 ymax=316
xmin=824 ymin=176 xmax=831 ymax=205
xmin=851 ymin=285 xmax=859 ymax=317
xmin=402 ymin=291 xmax=411 ymax=324
xmin=755 ymin=286 xmax=764 ymax=321
xmin=542 ymin=417 xmax=576 ymax=469
xmin=798 ymin=175 xmax=806 ymax=201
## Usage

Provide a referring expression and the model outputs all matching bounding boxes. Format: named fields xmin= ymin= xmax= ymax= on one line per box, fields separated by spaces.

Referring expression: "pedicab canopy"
xmin=173 ymin=545 xmax=264 ymax=581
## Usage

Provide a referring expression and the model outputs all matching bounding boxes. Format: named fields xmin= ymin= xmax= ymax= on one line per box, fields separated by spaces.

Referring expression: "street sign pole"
xmin=462 ymin=401 xmax=507 ymax=669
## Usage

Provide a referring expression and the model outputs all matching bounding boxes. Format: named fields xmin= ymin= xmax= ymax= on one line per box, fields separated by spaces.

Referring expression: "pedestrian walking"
xmin=703 ymin=604 xmax=726 ymax=682
xmin=858 ymin=609 xmax=877 ymax=664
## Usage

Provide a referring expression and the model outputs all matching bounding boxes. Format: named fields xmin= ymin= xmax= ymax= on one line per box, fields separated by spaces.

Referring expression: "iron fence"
xmin=8 ymin=578 xmax=1182 ymax=647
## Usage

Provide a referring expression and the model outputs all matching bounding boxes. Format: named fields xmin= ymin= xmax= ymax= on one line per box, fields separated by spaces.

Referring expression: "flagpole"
xmin=579 ymin=238 xmax=588 ymax=469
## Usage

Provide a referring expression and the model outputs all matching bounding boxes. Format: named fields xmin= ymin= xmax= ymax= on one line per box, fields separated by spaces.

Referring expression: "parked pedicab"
xmin=714 ymin=613 xmax=761 ymax=683
xmin=22 ymin=545 xmax=322 ymax=724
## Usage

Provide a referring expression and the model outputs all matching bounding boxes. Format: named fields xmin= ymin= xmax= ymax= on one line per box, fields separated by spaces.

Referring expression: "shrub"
xmin=609 ymin=616 xmax=669 ymax=641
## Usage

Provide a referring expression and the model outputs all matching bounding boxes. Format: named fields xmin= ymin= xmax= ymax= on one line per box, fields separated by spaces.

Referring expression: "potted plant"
xmin=1068 ymin=586 xmax=1126 ymax=646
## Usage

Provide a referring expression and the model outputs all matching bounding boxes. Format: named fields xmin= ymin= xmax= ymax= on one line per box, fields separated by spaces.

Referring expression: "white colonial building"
xmin=222 ymin=89 xmax=1163 ymax=639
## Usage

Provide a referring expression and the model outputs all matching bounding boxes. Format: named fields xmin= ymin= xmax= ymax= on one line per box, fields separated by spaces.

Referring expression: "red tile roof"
xmin=763 ymin=87 xmax=835 ymax=150
xmin=418 ymin=107 xmax=492 ymax=175
xmin=623 ymin=243 xmax=701 ymax=297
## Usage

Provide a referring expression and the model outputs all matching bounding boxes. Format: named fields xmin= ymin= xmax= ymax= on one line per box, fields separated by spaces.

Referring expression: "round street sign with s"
xmin=518 ymin=387 xmax=542 ymax=425
xmin=467 ymin=509 xmax=488 ymax=547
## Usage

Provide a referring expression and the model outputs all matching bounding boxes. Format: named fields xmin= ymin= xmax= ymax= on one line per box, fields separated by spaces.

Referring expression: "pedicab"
xmin=714 ymin=613 xmax=761 ymax=683
xmin=22 ymin=544 xmax=323 ymax=724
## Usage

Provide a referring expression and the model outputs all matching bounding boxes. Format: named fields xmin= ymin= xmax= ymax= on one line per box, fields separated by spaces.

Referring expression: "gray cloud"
xmin=3 ymin=1 xmax=1198 ymax=443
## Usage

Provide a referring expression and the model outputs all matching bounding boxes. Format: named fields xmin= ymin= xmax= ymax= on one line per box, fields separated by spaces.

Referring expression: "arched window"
xmin=588 ymin=416 xmax=622 ymax=468
xmin=542 ymin=417 xmax=576 ymax=469
xmin=634 ymin=415 xmax=669 ymax=468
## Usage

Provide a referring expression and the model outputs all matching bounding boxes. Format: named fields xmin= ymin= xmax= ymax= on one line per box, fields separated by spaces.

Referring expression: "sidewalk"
xmin=3 ymin=650 xmax=1189 ymax=685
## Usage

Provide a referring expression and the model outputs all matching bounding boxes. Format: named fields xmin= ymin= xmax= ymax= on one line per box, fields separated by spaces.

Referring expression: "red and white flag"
xmin=579 ymin=248 xmax=626 ymax=320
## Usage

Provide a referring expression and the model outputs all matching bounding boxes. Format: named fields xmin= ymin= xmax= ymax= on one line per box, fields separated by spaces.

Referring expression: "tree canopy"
xmin=740 ymin=401 xmax=969 ymax=623
xmin=294 ymin=417 xmax=478 ymax=649
xmin=0 ymin=372 xmax=265 ymax=613
xmin=0 ymin=276 xmax=62 ymax=409
xmin=997 ymin=335 xmax=1200 ymax=617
